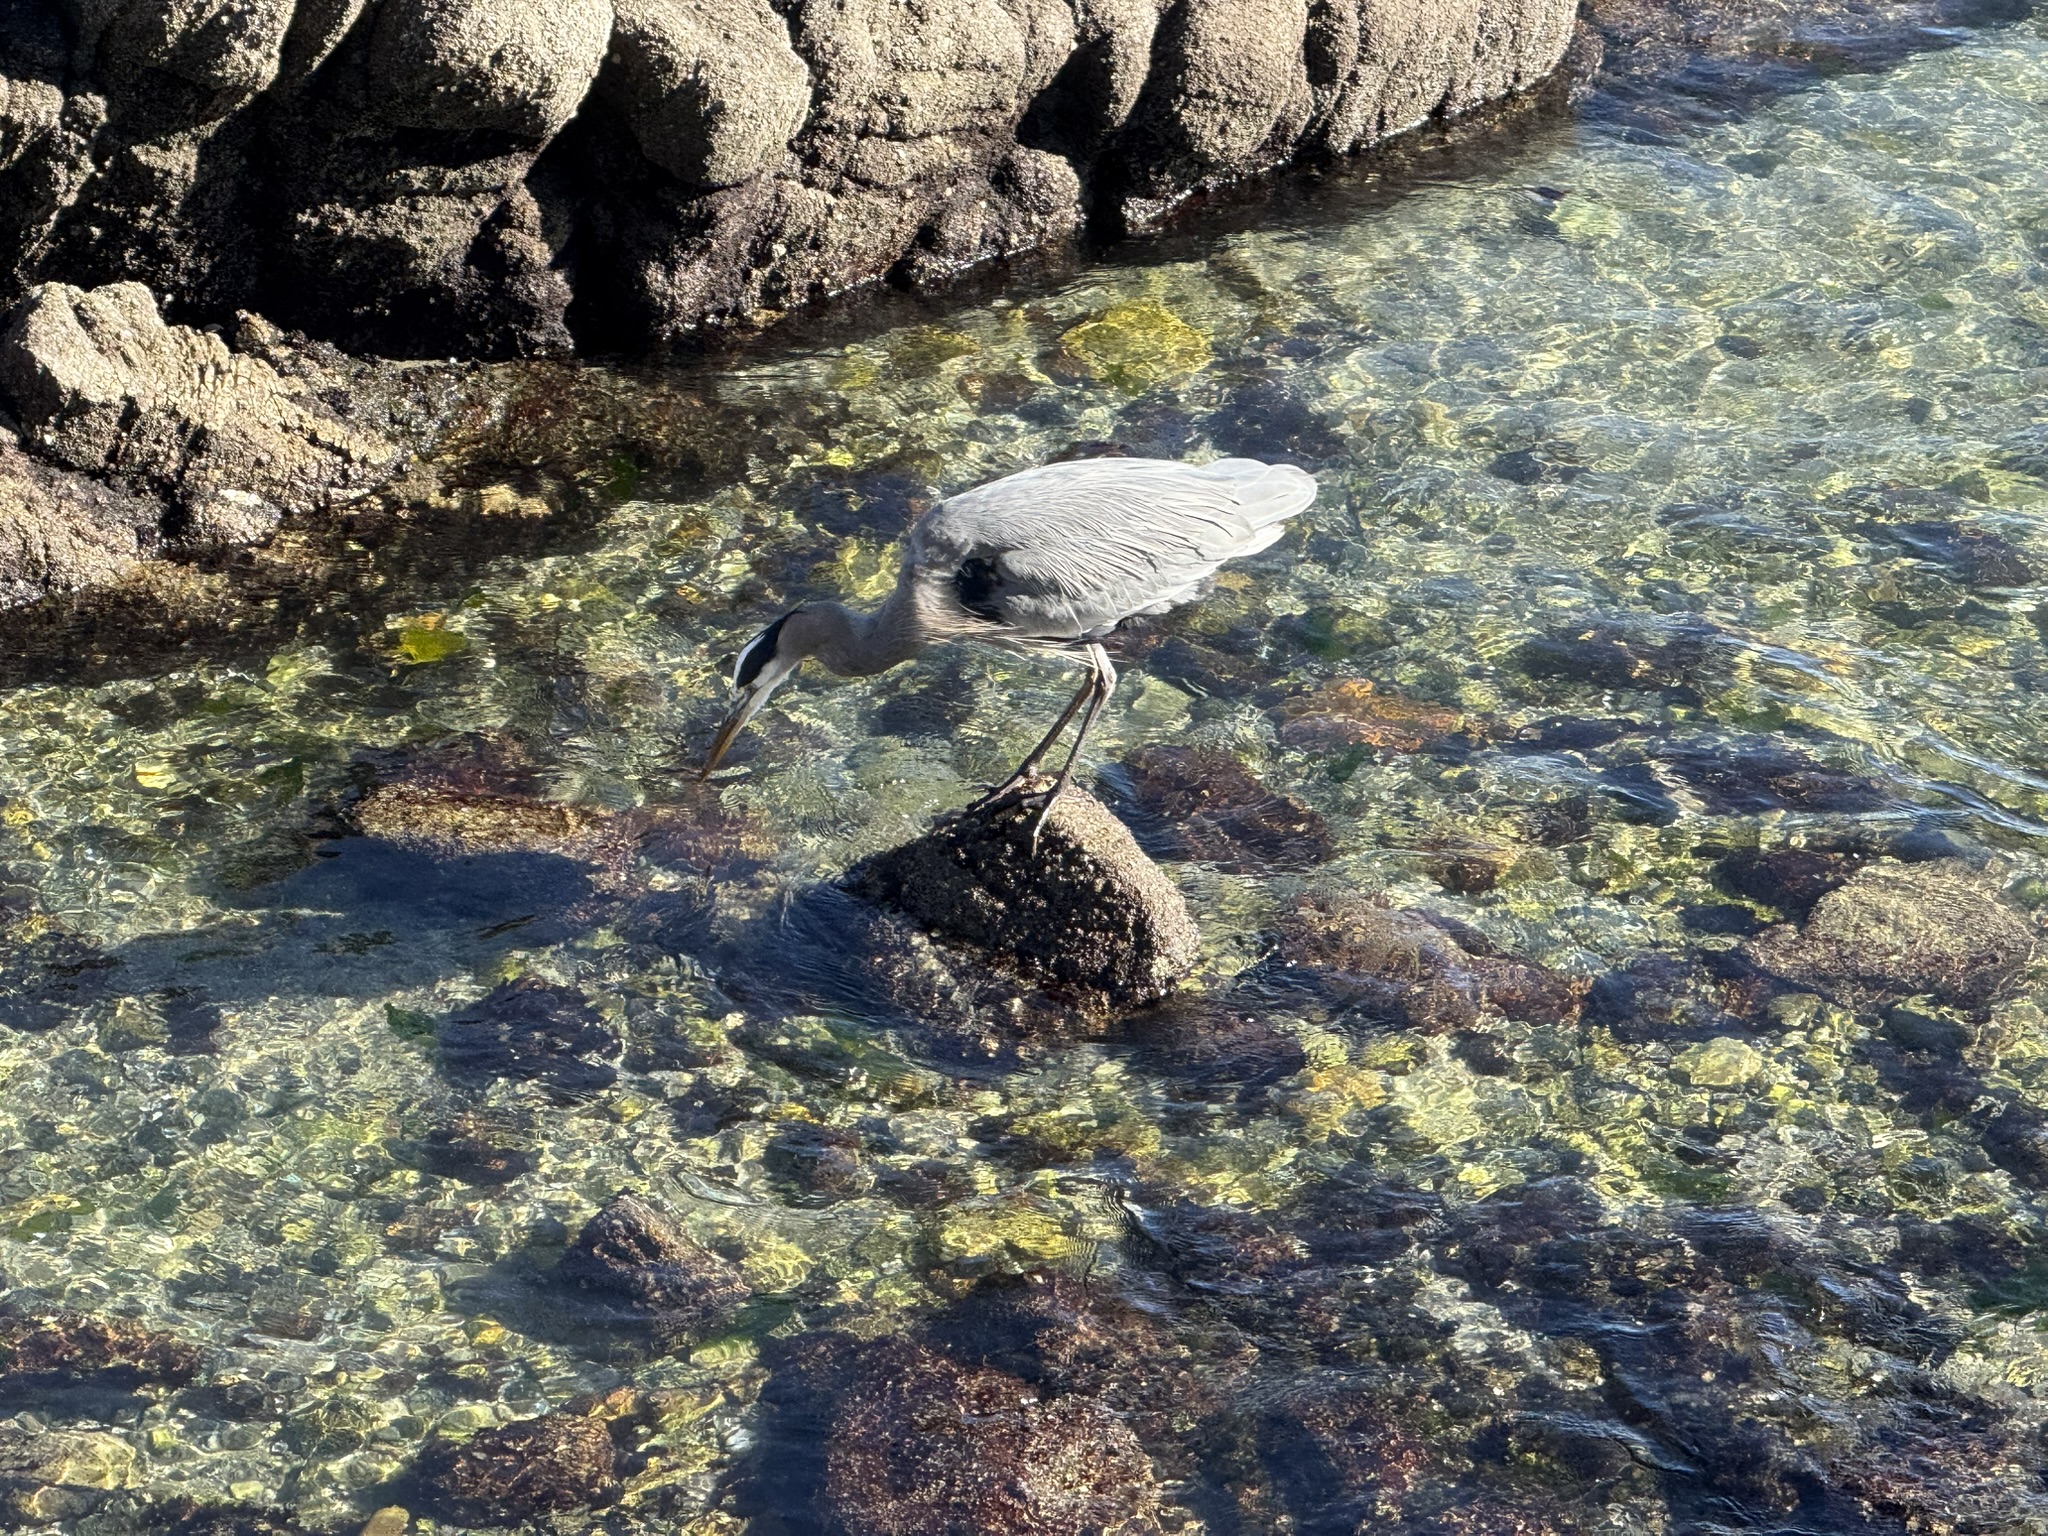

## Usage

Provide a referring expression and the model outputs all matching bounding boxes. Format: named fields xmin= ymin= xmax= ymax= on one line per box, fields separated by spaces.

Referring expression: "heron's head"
xmin=701 ymin=609 xmax=808 ymax=777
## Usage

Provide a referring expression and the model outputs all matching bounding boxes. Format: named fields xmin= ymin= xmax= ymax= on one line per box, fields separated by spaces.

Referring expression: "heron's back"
xmin=912 ymin=456 xmax=1318 ymax=642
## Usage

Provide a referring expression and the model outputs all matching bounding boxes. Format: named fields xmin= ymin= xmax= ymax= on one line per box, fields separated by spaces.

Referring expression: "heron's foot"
xmin=967 ymin=769 xmax=1049 ymax=815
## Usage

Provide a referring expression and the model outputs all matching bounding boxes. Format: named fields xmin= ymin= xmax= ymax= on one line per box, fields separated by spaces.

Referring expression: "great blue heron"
xmin=700 ymin=455 xmax=1319 ymax=821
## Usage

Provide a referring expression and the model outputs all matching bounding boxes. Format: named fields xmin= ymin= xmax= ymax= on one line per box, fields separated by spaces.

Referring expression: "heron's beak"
xmin=700 ymin=684 xmax=773 ymax=778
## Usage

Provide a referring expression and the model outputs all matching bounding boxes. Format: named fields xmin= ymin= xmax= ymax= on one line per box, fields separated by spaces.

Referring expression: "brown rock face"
xmin=1741 ymin=859 xmax=2037 ymax=1012
xmin=846 ymin=784 xmax=1201 ymax=1007
xmin=417 ymin=1412 xmax=620 ymax=1525
xmin=0 ymin=435 xmax=163 ymax=605
xmin=0 ymin=282 xmax=397 ymax=531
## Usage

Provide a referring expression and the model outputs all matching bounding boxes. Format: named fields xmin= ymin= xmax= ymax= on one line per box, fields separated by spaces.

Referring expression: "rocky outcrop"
xmin=0 ymin=0 xmax=1582 ymax=359
xmin=0 ymin=281 xmax=400 ymax=542
xmin=0 ymin=434 xmax=162 ymax=605
xmin=847 ymin=783 xmax=1201 ymax=1007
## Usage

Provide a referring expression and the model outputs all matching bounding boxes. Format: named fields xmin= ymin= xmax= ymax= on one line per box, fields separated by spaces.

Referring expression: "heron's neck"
xmin=803 ymin=592 xmax=924 ymax=678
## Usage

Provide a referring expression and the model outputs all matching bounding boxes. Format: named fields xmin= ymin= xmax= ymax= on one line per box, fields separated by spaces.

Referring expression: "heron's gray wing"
xmin=911 ymin=457 xmax=1317 ymax=640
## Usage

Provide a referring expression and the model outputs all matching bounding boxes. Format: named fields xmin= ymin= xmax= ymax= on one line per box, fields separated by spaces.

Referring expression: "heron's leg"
xmin=1030 ymin=645 xmax=1117 ymax=847
xmin=971 ymin=663 xmax=1095 ymax=807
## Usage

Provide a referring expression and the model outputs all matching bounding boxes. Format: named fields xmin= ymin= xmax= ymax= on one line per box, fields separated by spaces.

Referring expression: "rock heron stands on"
xmin=700 ymin=457 xmax=1318 ymax=825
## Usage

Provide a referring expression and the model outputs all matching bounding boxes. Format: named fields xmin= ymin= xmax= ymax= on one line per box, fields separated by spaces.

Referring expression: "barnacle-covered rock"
xmin=847 ymin=782 xmax=1200 ymax=1008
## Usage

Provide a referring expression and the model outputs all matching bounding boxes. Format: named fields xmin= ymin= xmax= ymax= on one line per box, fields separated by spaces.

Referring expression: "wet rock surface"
xmin=556 ymin=1191 xmax=749 ymax=1351
xmin=1742 ymin=858 xmax=2037 ymax=1011
xmin=0 ymin=0 xmax=1577 ymax=358
xmin=416 ymin=1410 xmax=620 ymax=1525
xmin=847 ymin=783 xmax=1201 ymax=1008
xmin=0 ymin=282 xmax=399 ymax=526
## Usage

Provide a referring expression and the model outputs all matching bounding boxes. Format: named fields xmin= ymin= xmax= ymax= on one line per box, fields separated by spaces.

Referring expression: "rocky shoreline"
xmin=2 ymin=0 xmax=2026 ymax=648
xmin=0 ymin=0 xmax=1580 ymax=361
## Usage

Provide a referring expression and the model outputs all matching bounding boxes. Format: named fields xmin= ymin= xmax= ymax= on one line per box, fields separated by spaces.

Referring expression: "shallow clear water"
xmin=4 ymin=16 xmax=2048 ymax=1534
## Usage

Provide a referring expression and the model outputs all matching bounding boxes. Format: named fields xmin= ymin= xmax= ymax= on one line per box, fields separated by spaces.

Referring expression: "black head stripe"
xmin=734 ymin=611 xmax=795 ymax=688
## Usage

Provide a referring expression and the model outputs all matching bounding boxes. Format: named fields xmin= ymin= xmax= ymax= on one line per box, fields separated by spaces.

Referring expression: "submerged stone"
xmin=1115 ymin=743 xmax=1335 ymax=872
xmin=0 ymin=1311 xmax=202 ymax=1387
xmin=1513 ymin=619 xmax=1725 ymax=694
xmin=437 ymin=977 xmax=620 ymax=1097
xmin=1272 ymin=893 xmax=1580 ymax=1031
xmin=0 ymin=1426 xmax=134 ymax=1524
xmin=764 ymin=1122 xmax=875 ymax=1204
xmin=846 ymin=784 xmax=1200 ymax=1008
xmin=1276 ymin=678 xmax=1468 ymax=754
xmin=1258 ymin=1385 xmax=1434 ymax=1527
xmin=348 ymin=735 xmax=632 ymax=871
xmin=820 ymin=1335 xmax=1163 ymax=1536
xmin=556 ymin=1192 xmax=748 ymax=1349
xmin=1056 ymin=301 xmax=1212 ymax=393
xmin=417 ymin=1412 xmax=619 ymax=1526
xmin=1650 ymin=737 xmax=1889 ymax=815
xmin=1714 ymin=845 xmax=1866 ymax=920
xmin=1742 ymin=859 xmax=2036 ymax=1011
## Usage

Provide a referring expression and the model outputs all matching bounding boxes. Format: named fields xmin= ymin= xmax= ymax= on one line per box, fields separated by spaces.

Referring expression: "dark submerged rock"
xmin=846 ymin=783 xmax=1199 ymax=1008
xmin=1272 ymin=892 xmax=1581 ymax=1032
xmin=0 ymin=1311 xmax=201 ymax=1387
xmin=816 ymin=1335 xmax=1163 ymax=1536
xmin=1112 ymin=743 xmax=1335 ymax=872
xmin=556 ymin=1192 xmax=748 ymax=1349
xmin=417 ymin=1411 xmax=620 ymax=1526
xmin=1714 ymin=845 xmax=1867 ymax=920
xmin=1649 ymin=736 xmax=1889 ymax=815
xmin=437 ymin=976 xmax=620 ymax=1097
xmin=1741 ymin=859 xmax=2036 ymax=1012
xmin=764 ymin=1123 xmax=875 ymax=1205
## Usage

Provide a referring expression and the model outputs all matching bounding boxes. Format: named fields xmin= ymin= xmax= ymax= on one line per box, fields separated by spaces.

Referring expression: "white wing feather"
xmin=910 ymin=457 xmax=1317 ymax=640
